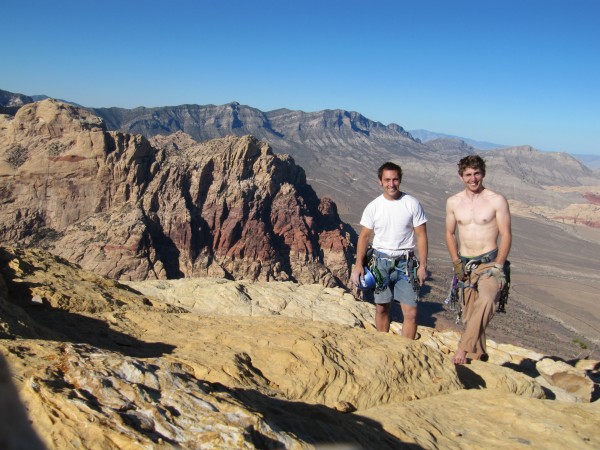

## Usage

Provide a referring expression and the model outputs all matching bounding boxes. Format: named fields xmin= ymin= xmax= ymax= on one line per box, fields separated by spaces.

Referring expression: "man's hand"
xmin=452 ymin=259 xmax=466 ymax=281
xmin=351 ymin=264 xmax=365 ymax=288
xmin=417 ymin=265 xmax=427 ymax=286
xmin=484 ymin=265 xmax=506 ymax=290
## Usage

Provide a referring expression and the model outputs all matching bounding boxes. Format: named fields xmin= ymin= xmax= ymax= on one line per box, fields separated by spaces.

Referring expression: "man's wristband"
xmin=493 ymin=263 xmax=504 ymax=270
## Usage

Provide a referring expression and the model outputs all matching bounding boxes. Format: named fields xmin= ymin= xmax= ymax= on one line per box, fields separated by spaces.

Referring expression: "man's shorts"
xmin=372 ymin=257 xmax=418 ymax=307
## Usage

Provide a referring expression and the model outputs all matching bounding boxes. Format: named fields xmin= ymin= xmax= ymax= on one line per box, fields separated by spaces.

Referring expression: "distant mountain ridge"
xmin=0 ymin=88 xmax=34 ymax=115
xmin=88 ymin=102 xmax=417 ymax=148
xmin=1 ymin=88 xmax=593 ymax=158
xmin=0 ymin=88 xmax=597 ymax=230
xmin=81 ymin=101 xmax=596 ymax=224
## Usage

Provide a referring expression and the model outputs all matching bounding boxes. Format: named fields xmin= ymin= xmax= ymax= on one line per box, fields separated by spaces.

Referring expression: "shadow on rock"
xmin=455 ymin=365 xmax=487 ymax=390
xmin=223 ymin=384 xmax=424 ymax=450
xmin=501 ymin=359 xmax=540 ymax=377
xmin=23 ymin=305 xmax=176 ymax=358
xmin=415 ymin=299 xmax=446 ymax=328
xmin=0 ymin=253 xmax=175 ymax=358
xmin=0 ymin=354 xmax=46 ymax=450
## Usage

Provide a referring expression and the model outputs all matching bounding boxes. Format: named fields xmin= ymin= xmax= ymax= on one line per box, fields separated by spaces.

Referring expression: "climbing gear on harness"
xmin=357 ymin=266 xmax=377 ymax=290
xmin=444 ymin=275 xmax=478 ymax=324
xmin=462 ymin=249 xmax=498 ymax=266
xmin=497 ymin=261 xmax=510 ymax=313
xmin=360 ymin=247 xmax=384 ymax=291
xmin=411 ymin=254 xmax=421 ymax=291
xmin=365 ymin=247 xmax=383 ymax=290
xmin=444 ymin=252 xmax=511 ymax=322
xmin=444 ymin=274 xmax=461 ymax=322
xmin=368 ymin=249 xmax=420 ymax=296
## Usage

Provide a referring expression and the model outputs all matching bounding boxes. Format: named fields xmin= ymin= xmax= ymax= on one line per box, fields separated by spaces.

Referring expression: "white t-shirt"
xmin=360 ymin=193 xmax=427 ymax=255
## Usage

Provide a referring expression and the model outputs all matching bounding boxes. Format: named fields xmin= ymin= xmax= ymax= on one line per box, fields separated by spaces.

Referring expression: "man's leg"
xmin=400 ymin=303 xmax=417 ymax=339
xmin=393 ymin=271 xmax=419 ymax=339
xmin=453 ymin=268 xmax=499 ymax=364
xmin=469 ymin=274 xmax=499 ymax=358
xmin=375 ymin=302 xmax=391 ymax=332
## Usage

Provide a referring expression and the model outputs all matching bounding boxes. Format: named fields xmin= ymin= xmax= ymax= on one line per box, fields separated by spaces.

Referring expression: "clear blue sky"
xmin=1 ymin=0 xmax=599 ymax=155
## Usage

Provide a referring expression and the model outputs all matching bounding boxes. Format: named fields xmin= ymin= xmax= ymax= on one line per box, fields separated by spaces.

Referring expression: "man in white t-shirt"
xmin=351 ymin=162 xmax=428 ymax=338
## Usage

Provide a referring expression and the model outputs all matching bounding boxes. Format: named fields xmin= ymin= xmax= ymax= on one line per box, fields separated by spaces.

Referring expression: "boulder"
xmin=537 ymin=357 xmax=596 ymax=402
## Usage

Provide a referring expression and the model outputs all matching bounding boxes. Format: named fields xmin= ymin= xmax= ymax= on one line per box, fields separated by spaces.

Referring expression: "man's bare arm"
xmin=494 ymin=194 xmax=512 ymax=265
xmin=445 ymin=198 xmax=460 ymax=261
xmin=351 ymin=227 xmax=373 ymax=286
xmin=414 ymin=223 xmax=428 ymax=286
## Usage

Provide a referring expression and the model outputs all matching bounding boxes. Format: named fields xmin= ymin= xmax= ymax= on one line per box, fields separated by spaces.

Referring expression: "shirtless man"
xmin=445 ymin=155 xmax=512 ymax=364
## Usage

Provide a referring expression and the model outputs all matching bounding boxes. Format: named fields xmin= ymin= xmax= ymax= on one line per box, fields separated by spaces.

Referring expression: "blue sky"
xmin=1 ymin=0 xmax=599 ymax=155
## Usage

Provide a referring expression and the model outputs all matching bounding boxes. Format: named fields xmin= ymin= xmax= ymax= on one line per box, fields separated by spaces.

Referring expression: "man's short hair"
xmin=378 ymin=161 xmax=403 ymax=182
xmin=458 ymin=155 xmax=486 ymax=177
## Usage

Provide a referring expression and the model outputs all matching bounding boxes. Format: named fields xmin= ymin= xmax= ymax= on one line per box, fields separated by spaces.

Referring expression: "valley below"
xmin=325 ymin=158 xmax=600 ymax=361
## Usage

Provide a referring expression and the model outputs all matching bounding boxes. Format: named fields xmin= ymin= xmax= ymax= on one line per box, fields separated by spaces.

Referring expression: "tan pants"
xmin=458 ymin=262 xmax=501 ymax=360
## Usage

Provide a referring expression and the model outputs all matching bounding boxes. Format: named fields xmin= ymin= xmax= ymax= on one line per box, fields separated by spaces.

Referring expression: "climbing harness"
xmin=444 ymin=251 xmax=510 ymax=323
xmin=365 ymin=247 xmax=420 ymax=296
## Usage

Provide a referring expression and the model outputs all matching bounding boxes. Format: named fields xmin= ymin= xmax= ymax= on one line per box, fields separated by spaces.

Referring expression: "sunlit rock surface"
xmin=0 ymin=247 xmax=599 ymax=449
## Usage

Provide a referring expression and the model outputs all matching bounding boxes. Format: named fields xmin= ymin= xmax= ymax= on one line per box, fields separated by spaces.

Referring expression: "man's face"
xmin=460 ymin=167 xmax=484 ymax=192
xmin=379 ymin=169 xmax=401 ymax=199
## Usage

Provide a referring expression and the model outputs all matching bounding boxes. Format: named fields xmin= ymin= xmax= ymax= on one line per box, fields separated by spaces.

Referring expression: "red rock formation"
xmin=0 ymin=100 xmax=355 ymax=286
xmin=583 ymin=192 xmax=600 ymax=206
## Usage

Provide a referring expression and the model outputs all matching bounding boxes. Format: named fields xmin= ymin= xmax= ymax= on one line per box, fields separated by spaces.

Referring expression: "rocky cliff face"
xmin=0 ymin=99 xmax=354 ymax=285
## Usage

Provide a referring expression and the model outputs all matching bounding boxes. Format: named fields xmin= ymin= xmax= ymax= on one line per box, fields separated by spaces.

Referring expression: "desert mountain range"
xmin=0 ymin=90 xmax=599 ymax=448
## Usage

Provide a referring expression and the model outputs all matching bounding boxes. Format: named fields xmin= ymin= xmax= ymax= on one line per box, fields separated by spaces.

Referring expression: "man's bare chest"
xmin=455 ymin=202 xmax=496 ymax=226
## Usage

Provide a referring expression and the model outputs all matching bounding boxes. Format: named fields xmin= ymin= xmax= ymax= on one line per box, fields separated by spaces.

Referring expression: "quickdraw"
xmin=445 ymin=275 xmax=479 ymax=324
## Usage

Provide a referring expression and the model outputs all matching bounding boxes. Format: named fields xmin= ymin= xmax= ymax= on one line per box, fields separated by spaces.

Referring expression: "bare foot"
xmin=452 ymin=349 xmax=468 ymax=365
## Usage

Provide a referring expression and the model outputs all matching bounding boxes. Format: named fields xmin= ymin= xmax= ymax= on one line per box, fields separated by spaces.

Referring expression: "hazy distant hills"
xmin=0 ymin=89 xmax=33 ymax=115
xmin=410 ymin=129 xmax=600 ymax=170
xmin=574 ymin=154 xmax=600 ymax=170
xmin=408 ymin=129 xmax=508 ymax=150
